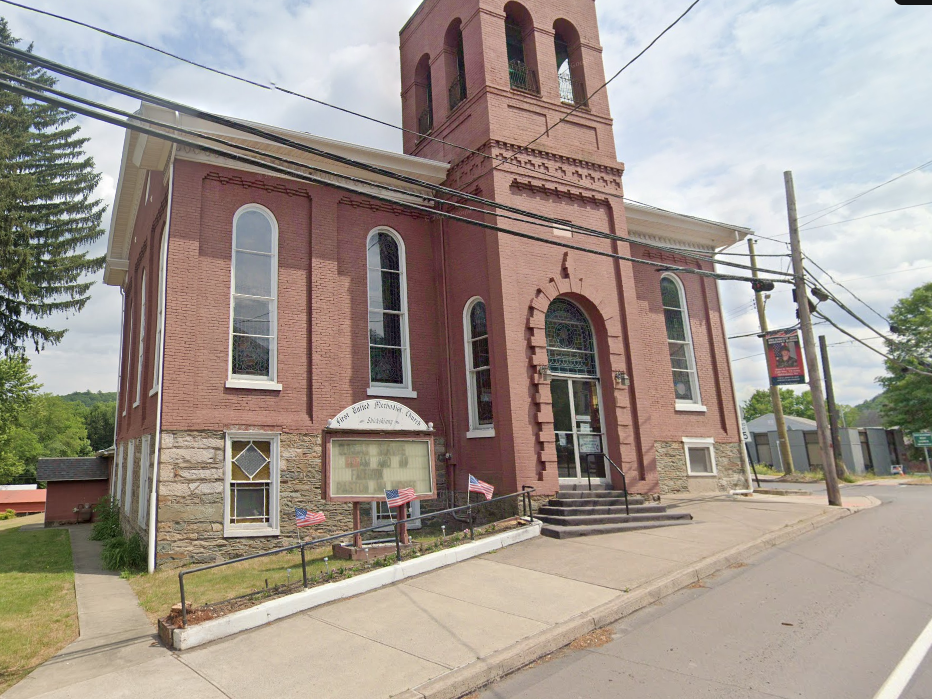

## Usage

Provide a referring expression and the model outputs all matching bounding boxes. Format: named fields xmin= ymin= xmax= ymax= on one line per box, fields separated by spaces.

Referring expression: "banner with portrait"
xmin=765 ymin=330 xmax=806 ymax=386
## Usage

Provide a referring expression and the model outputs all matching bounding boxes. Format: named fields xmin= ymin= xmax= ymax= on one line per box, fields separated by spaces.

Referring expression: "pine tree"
xmin=0 ymin=18 xmax=106 ymax=352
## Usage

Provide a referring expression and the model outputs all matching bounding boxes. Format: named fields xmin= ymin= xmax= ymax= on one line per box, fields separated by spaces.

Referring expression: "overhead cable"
xmin=814 ymin=311 xmax=932 ymax=377
xmin=799 ymin=200 xmax=932 ymax=231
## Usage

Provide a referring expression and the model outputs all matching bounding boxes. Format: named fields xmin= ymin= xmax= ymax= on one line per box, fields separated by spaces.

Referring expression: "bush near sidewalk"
xmin=90 ymin=496 xmax=147 ymax=573
xmin=0 ymin=526 xmax=77 ymax=694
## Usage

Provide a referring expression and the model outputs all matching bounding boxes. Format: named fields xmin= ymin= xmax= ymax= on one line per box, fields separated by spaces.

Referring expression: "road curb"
xmin=395 ymin=503 xmax=867 ymax=699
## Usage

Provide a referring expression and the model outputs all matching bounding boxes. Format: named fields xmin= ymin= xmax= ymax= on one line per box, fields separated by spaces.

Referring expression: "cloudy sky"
xmin=5 ymin=0 xmax=930 ymax=410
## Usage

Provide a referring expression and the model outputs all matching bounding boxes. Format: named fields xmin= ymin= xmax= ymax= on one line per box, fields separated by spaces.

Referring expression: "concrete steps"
xmin=539 ymin=489 xmax=692 ymax=539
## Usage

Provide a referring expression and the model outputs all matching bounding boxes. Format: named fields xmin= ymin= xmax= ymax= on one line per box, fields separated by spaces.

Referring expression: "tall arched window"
xmin=445 ymin=19 xmax=467 ymax=111
xmin=545 ymin=298 xmax=597 ymax=377
xmin=661 ymin=275 xmax=701 ymax=405
xmin=504 ymin=2 xmax=539 ymax=94
xmin=229 ymin=205 xmax=278 ymax=386
xmin=415 ymin=54 xmax=433 ymax=137
xmin=367 ymin=228 xmax=413 ymax=394
xmin=134 ymin=270 xmax=145 ymax=407
xmin=553 ymin=19 xmax=586 ymax=106
xmin=464 ymin=298 xmax=493 ymax=434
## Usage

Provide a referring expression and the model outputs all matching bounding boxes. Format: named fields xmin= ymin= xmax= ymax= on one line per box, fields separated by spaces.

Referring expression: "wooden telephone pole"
xmin=785 ymin=171 xmax=842 ymax=506
xmin=748 ymin=239 xmax=795 ymax=475
xmin=819 ymin=335 xmax=848 ymax=479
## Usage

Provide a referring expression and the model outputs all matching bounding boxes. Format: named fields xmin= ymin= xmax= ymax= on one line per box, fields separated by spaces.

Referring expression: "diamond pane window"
xmin=465 ymin=299 xmax=494 ymax=431
xmin=661 ymin=276 xmax=700 ymax=405
xmin=367 ymin=229 xmax=411 ymax=389
xmin=231 ymin=206 xmax=277 ymax=381
xmin=227 ymin=436 xmax=278 ymax=531
xmin=545 ymin=298 xmax=597 ymax=377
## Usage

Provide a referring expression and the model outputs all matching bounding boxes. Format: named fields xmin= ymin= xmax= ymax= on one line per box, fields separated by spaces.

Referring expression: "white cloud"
xmin=4 ymin=0 xmax=927 ymax=410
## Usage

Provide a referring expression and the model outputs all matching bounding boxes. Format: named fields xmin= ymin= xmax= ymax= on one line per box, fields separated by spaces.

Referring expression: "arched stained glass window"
xmin=661 ymin=275 xmax=700 ymax=404
xmin=367 ymin=228 xmax=411 ymax=390
xmin=464 ymin=298 xmax=493 ymax=432
xmin=230 ymin=205 xmax=278 ymax=383
xmin=545 ymin=298 xmax=597 ymax=377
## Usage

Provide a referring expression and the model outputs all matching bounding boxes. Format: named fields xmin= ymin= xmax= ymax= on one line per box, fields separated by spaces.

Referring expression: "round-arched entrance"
xmin=544 ymin=298 xmax=608 ymax=484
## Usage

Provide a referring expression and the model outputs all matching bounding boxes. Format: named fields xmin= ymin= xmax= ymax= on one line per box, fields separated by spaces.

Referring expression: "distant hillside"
xmin=854 ymin=392 xmax=886 ymax=428
xmin=59 ymin=390 xmax=118 ymax=408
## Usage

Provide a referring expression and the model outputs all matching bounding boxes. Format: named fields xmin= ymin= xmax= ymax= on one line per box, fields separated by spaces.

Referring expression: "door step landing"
xmin=539 ymin=490 xmax=692 ymax=539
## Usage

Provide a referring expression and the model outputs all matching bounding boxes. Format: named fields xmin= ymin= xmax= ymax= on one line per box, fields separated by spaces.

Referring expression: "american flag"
xmin=384 ymin=487 xmax=417 ymax=508
xmin=295 ymin=508 xmax=326 ymax=527
xmin=468 ymin=475 xmax=494 ymax=500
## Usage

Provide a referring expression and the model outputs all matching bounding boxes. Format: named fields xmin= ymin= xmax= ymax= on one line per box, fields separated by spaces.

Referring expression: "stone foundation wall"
xmin=155 ymin=431 xmax=450 ymax=568
xmin=655 ymin=440 xmax=748 ymax=495
xmin=119 ymin=435 xmax=155 ymax=543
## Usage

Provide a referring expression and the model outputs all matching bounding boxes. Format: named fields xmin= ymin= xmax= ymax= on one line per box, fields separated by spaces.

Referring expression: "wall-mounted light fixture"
xmin=539 ymin=365 xmax=552 ymax=382
xmin=614 ymin=370 xmax=630 ymax=387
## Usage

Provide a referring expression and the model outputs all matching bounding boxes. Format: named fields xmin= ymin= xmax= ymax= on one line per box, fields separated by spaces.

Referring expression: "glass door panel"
xmin=552 ymin=379 xmax=577 ymax=478
xmin=553 ymin=377 xmax=607 ymax=481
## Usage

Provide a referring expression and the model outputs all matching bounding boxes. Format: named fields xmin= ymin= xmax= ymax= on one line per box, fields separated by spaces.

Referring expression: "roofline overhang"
xmin=624 ymin=201 xmax=753 ymax=252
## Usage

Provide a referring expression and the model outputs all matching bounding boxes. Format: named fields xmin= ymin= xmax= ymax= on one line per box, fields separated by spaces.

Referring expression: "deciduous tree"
xmin=880 ymin=283 xmax=932 ymax=435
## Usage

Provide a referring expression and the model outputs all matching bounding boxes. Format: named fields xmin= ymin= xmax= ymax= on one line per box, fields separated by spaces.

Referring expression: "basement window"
xmin=684 ymin=437 xmax=716 ymax=476
xmin=224 ymin=432 xmax=280 ymax=537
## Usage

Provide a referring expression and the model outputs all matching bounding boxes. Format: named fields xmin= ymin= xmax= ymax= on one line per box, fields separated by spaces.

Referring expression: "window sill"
xmin=132 ymin=401 xmax=140 ymax=409
xmin=675 ymin=404 xmax=707 ymax=413
xmin=367 ymin=386 xmax=418 ymax=398
xmin=226 ymin=379 xmax=283 ymax=391
xmin=148 ymin=386 xmax=159 ymax=397
xmin=223 ymin=527 xmax=280 ymax=538
xmin=466 ymin=429 xmax=495 ymax=439
xmin=687 ymin=471 xmax=718 ymax=477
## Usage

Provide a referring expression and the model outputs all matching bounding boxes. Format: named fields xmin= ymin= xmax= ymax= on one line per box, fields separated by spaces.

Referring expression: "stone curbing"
xmin=172 ymin=521 xmax=542 ymax=650
xmin=391 ymin=502 xmax=872 ymax=699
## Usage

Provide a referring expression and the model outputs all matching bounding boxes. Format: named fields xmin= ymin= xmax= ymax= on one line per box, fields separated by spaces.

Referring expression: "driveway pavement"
xmin=3 ymin=493 xmax=877 ymax=699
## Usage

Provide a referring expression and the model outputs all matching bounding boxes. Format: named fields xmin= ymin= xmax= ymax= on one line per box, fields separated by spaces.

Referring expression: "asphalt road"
xmin=480 ymin=484 xmax=932 ymax=699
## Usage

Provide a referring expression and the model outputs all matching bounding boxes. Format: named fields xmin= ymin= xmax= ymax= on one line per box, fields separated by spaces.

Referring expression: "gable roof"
xmin=746 ymin=413 xmax=818 ymax=434
xmin=36 ymin=457 xmax=109 ymax=482
xmin=0 ymin=489 xmax=47 ymax=505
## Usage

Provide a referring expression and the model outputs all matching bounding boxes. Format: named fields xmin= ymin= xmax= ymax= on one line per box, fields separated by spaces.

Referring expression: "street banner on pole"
xmin=765 ymin=330 xmax=806 ymax=386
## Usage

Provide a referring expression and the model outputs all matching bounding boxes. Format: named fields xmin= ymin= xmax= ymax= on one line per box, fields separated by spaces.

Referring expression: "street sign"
xmin=740 ymin=418 xmax=751 ymax=443
xmin=914 ymin=432 xmax=932 ymax=448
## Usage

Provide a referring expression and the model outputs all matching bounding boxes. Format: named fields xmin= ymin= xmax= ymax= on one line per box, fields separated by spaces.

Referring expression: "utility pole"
xmin=785 ymin=171 xmax=842 ymax=506
xmin=748 ymin=238 xmax=795 ymax=475
xmin=819 ymin=334 xmax=847 ymax=479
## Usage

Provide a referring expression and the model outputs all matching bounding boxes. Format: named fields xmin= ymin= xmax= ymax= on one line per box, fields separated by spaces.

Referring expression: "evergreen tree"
xmin=0 ymin=19 xmax=106 ymax=352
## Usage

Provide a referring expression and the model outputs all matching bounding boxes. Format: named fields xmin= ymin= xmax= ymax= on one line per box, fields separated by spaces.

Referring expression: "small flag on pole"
xmin=295 ymin=508 xmax=326 ymax=527
xmin=468 ymin=475 xmax=494 ymax=500
xmin=384 ymin=487 xmax=417 ymax=508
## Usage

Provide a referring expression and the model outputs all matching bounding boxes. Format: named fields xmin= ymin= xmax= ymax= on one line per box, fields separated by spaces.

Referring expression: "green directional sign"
xmin=914 ymin=432 xmax=932 ymax=448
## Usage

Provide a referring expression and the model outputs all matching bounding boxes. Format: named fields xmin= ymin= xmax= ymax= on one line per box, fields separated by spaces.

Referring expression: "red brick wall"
xmin=44 ymin=481 xmax=108 ymax=523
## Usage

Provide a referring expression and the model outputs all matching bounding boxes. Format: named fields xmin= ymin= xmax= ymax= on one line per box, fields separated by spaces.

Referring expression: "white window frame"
xmin=123 ymin=303 xmax=132 ymax=416
xmin=683 ymin=437 xmax=717 ymax=476
xmin=134 ymin=269 xmax=146 ymax=408
xmin=366 ymin=227 xmax=416 ymax=398
xmin=372 ymin=500 xmax=421 ymax=531
xmin=114 ymin=443 xmax=124 ymax=503
xmin=661 ymin=274 xmax=704 ymax=409
xmin=151 ymin=226 xmax=168 ymax=395
xmin=138 ymin=436 xmax=150 ymax=528
xmin=223 ymin=431 xmax=281 ymax=538
xmin=226 ymin=204 xmax=281 ymax=391
xmin=124 ymin=439 xmax=135 ymax=511
xmin=463 ymin=297 xmax=494 ymax=438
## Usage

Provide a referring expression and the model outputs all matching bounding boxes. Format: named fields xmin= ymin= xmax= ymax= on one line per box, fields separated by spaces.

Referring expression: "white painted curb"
xmin=173 ymin=521 xmax=542 ymax=650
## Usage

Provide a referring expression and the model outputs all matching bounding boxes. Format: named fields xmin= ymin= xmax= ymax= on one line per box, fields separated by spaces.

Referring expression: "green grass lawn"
xmin=0 ymin=513 xmax=43 ymax=533
xmin=0 ymin=526 xmax=77 ymax=694
xmin=129 ymin=522 xmax=485 ymax=623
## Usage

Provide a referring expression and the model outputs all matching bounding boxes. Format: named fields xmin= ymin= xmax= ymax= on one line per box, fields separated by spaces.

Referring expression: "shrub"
xmin=0 ymin=509 xmax=17 ymax=520
xmin=102 ymin=533 xmax=146 ymax=572
xmin=90 ymin=496 xmax=121 ymax=541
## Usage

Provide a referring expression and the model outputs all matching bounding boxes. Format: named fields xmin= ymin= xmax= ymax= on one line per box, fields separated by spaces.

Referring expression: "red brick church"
xmin=106 ymin=0 xmax=751 ymax=569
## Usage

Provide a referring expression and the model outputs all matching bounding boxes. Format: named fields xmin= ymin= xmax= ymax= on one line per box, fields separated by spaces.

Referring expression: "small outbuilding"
xmin=37 ymin=454 xmax=111 ymax=525
xmin=0 ymin=486 xmax=46 ymax=515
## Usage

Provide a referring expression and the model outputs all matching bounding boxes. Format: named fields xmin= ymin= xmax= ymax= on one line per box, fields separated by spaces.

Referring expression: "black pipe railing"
xmin=586 ymin=453 xmax=629 ymax=515
xmin=508 ymin=60 xmax=539 ymax=94
xmin=178 ymin=487 xmax=536 ymax=626
xmin=448 ymin=74 xmax=466 ymax=112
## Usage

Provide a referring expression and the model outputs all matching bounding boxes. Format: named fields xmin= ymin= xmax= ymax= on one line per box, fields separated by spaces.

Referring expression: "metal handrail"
xmin=448 ymin=74 xmax=466 ymax=112
xmin=585 ymin=453 xmax=629 ymax=515
xmin=177 ymin=487 xmax=536 ymax=626
xmin=508 ymin=60 xmax=539 ymax=94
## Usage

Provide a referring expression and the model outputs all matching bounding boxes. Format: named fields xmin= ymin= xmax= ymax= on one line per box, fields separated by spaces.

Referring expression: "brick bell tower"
xmin=399 ymin=1 xmax=644 ymax=498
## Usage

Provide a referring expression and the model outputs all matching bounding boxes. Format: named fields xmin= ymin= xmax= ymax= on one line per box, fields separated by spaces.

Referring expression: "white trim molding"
xmin=661 ymin=273 xmax=703 ymax=408
xmin=463 ymin=296 xmax=494 ymax=436
xmin=683 ymin=437 xmax=717 ymax=477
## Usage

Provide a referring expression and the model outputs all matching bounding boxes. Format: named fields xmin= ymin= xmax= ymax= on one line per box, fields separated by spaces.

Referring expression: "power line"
xmin=836 ymin=263 xmax=932 ymax=283
xmin=797 ymin=156 xmax=932 ymax=225
xmin=1 ymin=0 xmax=733 ymax=232
xmin=0 ymin=43 xmax=797 ymax=281
xmin=803 ymin=255 xmax=890 ymax=324
xmin=814 ymin=310 xmax=932 ymax=377
xmin=491 ymin=0 xmax=703 ymax=168
xmin=800 ymin=200 xmax=932 ymax=231
xmin=1 ymin=74 xmax=786 ymax=287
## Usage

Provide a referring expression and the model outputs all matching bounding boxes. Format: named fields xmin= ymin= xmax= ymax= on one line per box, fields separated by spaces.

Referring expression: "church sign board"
xmin=322 ymin=400 xmax=436 ymax=503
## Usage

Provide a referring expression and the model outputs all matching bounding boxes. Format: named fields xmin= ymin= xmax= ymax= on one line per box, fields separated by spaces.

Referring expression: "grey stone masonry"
xmin=155 ymin=430 xmax=450 ymax=568
xmin=655 ymin=440 xmax=748 ymax=495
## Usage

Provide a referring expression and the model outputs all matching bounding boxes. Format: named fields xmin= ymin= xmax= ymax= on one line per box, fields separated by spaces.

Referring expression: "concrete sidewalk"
xmin=4 ymin=493 xmax=877 ymax=699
